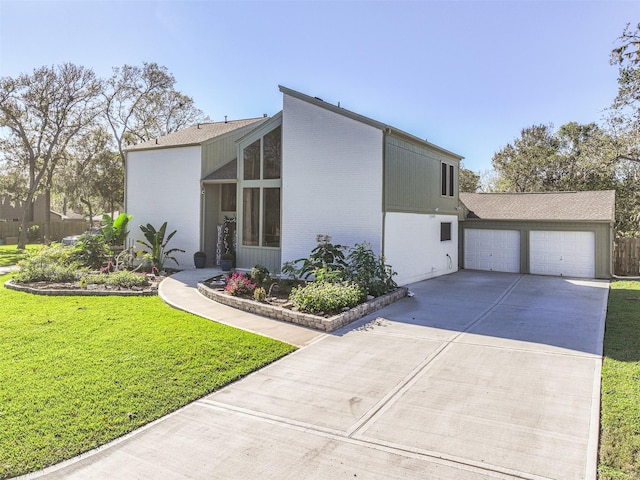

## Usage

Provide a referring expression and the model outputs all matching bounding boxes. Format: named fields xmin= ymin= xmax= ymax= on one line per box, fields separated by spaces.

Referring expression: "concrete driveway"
xmin=28 ymin=271 xmax=608 ymax=480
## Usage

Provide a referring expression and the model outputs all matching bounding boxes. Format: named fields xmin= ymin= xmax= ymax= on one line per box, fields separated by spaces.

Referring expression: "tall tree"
xmin=0 ymin=64 xmax=102 ymax=248
xmin=459 ymin=164 xmax=480 ymax=193
xmin=491 ymin=124 xmax=560 ymax=192
xmin=54 ymin=126 xmax=123 ymax=225
xmin=103 ymin=62 xmax=208 ymax=166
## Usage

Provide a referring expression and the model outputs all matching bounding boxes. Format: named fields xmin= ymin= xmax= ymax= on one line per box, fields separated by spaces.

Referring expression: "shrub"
xmin=250 ymin=265 xmax=270 ymax=286
xmin=83 ymin=271 xmax=149 ymax=288
xmin=254 ymin=286 xmax=267 ymax=302
xmin=71 ymin=233 xmax=112 ymax=269
xmin=13 ymin=244 xmax=85 ymax=283
xmin=346 ymin=242 xmax=397 ymax=297
xmin=282 ymin=234 xmax=347 ymax=280
xmin=27 ymin=225 xmax=40 ymax=242
xmin=289 ymin=281 xmax=362 ymax=314
xmin=225 ymin=272 xmax=256 ymax=296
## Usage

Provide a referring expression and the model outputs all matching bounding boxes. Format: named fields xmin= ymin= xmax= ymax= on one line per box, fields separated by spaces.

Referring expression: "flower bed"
xmin=4 ymin=275 xmax=163 ymax=296
xmin=197 ymin=280 xmax=407 ymax=332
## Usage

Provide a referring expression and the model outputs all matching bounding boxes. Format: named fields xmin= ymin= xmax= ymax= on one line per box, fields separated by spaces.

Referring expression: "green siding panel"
xmin=384 ymin=134 xmax=460 ymax=214
xmin=201 ymin=123 xmax=262 ymax=178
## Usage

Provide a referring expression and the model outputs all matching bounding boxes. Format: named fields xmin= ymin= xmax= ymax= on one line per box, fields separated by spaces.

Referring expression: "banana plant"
xmin=101 ymin=213 xmax=132 ymax=247
xmin=137 ymin=222 xmax=185 ymax=271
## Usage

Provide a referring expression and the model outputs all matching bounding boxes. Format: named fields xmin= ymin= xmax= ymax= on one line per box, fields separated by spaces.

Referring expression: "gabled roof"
xmin=279 ymin=85 xmax=463 ymax=161
xmin=460 ymin=191 xmax=616 ymax=223
xmin=125 ymin=118 xmax=266 ymax=152
xmin=202 ymin=159 xmax=237 ymax=182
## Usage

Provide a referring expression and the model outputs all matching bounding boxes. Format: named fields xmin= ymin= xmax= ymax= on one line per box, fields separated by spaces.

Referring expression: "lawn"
xmin=599 ymin=280 xmax=640 ymax=480
xmin=0 ymin=273 xmax=296 ymax=478
xmin=0 ymin=244 xmax=39 ymax=267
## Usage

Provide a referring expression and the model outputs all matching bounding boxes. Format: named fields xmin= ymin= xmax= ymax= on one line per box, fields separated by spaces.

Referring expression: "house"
xmin=0 ymin=195 xmax=80 ymax=223
xmin=459 ymin=190 xmax=615 ymax=279
xmin=125 ymin=86 xmax=463 ymax=285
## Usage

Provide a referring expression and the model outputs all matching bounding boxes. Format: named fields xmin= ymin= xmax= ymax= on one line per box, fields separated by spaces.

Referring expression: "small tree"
xmin=137 ymin=222 xmax=185 ymax=271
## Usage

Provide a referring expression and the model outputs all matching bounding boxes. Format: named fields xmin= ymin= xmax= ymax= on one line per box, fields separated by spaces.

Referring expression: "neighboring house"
xmin=459 ymin=190 xmax=616 ymax=279
xmin=125 ymin=86 xmax=463 ymax=285
xmin=0 ymin=195 xmax=72 ymax=223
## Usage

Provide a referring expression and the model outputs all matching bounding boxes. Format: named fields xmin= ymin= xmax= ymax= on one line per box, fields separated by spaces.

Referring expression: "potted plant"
xmin=220 ymin=252 xmax=234 ymax=272
xmin=194 ymin=251 xmax=207 ymax=269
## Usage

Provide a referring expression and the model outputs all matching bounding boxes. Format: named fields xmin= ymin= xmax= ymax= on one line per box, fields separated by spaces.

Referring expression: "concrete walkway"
xmin=26 ymin=271 xmax=609 ymax=480
xmin=158 ymin=268 xmax=324 ymax=347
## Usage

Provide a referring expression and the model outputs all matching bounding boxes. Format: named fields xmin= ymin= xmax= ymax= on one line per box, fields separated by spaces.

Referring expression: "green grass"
xmin=0 ymin=274 xmax=295 ymax=478
xmin=0 ymin=244 xmax=39 ymax=267
xmin=599 ymin=280 xmax=640 ymax=480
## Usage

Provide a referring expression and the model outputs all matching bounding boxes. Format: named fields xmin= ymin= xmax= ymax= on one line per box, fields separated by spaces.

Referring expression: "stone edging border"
xmin=4 ymin=279 xmax=158 ymax=297
xmin=197 ymin=282 xmax=408 ymax=332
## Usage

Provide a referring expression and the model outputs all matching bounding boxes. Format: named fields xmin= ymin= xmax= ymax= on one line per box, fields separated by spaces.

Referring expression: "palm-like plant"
xmin=137 ymin=222 xmax=185 ymax=271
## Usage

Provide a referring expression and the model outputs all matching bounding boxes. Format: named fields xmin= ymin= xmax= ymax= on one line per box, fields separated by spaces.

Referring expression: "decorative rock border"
xmin=4 ymin=279 xmax=158 ymax=297
xmin=197 ymin=282 xmax=408 ymax=332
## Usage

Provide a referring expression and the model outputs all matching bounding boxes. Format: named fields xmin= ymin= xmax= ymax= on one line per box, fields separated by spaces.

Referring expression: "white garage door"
xmin=529 ymin=231 xmax=595 ymax=278
xmin=464 ymin=229 xmax=520 ymax=273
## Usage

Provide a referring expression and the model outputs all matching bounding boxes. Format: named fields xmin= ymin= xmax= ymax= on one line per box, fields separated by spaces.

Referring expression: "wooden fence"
xmin=614 ymin=237 xmax=640 ymax=276
xmin=0 ymin=221 xmax=89 ymax=244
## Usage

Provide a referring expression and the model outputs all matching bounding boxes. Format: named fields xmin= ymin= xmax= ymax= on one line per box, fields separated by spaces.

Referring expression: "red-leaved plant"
xmin=224 ymin=272 xmax=256 ymax=296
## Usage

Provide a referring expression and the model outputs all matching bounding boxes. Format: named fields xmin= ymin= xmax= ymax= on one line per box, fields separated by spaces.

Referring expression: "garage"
xmin=530 ymin=231 xmax=595 ymax=278
xmin=464 ymin=229 xmax=520 ymax=273
xmin=459 ymin=191 xmax=615 ymax=279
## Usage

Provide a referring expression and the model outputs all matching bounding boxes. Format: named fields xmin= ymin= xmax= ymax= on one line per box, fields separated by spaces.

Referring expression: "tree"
xmin=459 ymin=164 xmax=480 ymax=193
xmin=491 ymin=124 xmax=560 ymax=192
xmin=491 ymin=121 xmax=640 ymax=234
xmin=0 ymin=64 xmax=102 ymax=248
xmin=103 ymin=62 xmax=208 ymax=166
xmin=54 ymin=126 xmax=123 ymax=226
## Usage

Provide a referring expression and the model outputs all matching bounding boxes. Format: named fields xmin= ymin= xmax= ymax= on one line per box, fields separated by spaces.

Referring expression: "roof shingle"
xmin=125 ymin=118 xmax=266 ymax=152
xmin=460 ymin=191 xmax=615 ymax=222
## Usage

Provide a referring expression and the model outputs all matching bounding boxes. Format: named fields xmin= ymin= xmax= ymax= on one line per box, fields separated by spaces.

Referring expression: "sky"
xmin=0 ymin=0 xmax=638 ymax=173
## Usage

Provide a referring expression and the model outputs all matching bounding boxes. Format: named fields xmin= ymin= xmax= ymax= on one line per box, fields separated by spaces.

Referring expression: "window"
xmin=243 ymin=140 xmax=260 ymax=180
xmin=441 ymin=163 xmax=447 ymax=196
xmin=241 ymin=125 xmax=282 ymax=248
xmin=263 ymin=126 xmax=281 ymax=179
xmin=441 ymin=222 xmax=452 ymax=241
xmin=262 ymin=188 xmax=280 ymax=247
xmin=221 ymin=184 xmax=236 ymax=211
xmin=242 ymin=188 xmax=260 ymax=246
xmin=441 ymin=162 xmax=455 ymax=197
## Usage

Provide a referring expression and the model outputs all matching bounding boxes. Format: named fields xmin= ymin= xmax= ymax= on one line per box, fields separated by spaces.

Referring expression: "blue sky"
xmin=0 ymin=0 xmax=638 ymax=172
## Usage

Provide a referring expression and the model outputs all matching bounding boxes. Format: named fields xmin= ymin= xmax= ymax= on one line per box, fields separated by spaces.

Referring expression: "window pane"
xmin=221 ymin=184 xmax=236 ymax=211
xmin=441 ymin=222 xmax=452 ymax=241
xmin=449 ymin=165 xmax=454 ymax=197
xmin=441 ymin=163 xmax=447 ymax=196
xmin=243 ymin=140 xmax=260 ymax=180
xmin=242 ymin=188 xmax=259 ymax=246
xmin=263 ymin=188 xmax=280 ymax=247
xmin=263 ymin=126 xmax=281 ymax=179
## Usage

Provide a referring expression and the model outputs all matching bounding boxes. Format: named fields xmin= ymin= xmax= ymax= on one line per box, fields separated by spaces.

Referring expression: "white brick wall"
xmin=384 ymin=213 xmax=459 ymax=285
xmin=125 ymin=146 xmax=201 ymax=268
xmin=280 ymin=94 xmax=384 ymax=264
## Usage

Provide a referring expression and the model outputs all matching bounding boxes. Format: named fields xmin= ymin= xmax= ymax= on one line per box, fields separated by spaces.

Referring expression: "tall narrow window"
xmin=441 ymin=163 xmax=448 ymax=196
xmin=262 ymin=188 xmax=280 ymax=247
xmin=242 ymin=188 xmax=260 ymax=246
xmin=449 ymin=164 xmax=454 ymax=197
xmin=441 ymin=162 xmax=455 ymax=197
xmin=263 ymin=126 xmax=281 ymax=179
xmin=243 ymin=140 xmax=260 ymax=180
